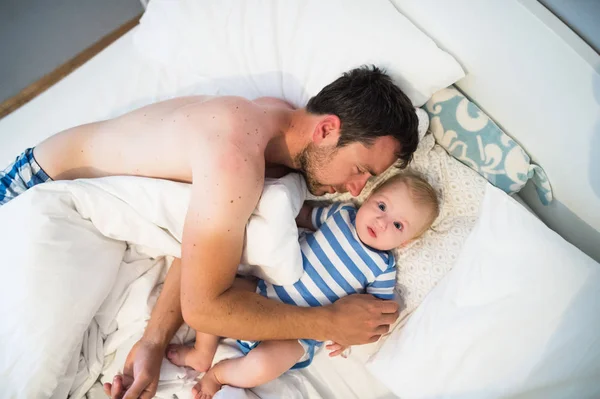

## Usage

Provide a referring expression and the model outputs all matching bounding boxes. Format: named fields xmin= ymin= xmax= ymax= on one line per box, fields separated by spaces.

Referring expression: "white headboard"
xmin=390 ymin=0 xmax=600 ymax=261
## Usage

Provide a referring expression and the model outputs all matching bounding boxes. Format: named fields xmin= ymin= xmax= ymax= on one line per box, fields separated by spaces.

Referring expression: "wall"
xmin=539 ymin=0 xmax=600 ymax=53
xmin=0 ymin=0 xmax=142 ymax=103
xmin=389 ymin=0 xmax=600 ymax=261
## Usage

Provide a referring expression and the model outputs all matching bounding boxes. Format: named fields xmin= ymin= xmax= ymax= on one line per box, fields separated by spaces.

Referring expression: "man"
xmin=1 ymin=66 xmax=419 ymax=398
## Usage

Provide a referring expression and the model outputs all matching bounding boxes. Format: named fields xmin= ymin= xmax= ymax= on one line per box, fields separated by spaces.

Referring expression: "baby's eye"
xmin=378 ymin=202 xmax=386 ymax=211
xmin=394 ymin=221 xmax=403 ymax=231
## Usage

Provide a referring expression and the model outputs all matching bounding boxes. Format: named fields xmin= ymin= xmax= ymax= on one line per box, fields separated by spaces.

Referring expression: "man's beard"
xmin=294 ymin=143 xmax=334 ymax=195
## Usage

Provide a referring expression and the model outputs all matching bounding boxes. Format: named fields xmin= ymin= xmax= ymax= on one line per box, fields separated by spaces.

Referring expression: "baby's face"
xmin=355 ymin=181 xmax=430 ymax=251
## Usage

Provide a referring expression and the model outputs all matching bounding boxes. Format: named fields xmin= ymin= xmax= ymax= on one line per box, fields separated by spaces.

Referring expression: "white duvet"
xmin=0 ymin=174 xmax=312 ymax=399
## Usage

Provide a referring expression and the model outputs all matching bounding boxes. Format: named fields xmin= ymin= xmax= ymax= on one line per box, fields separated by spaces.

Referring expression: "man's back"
xmin=33 ymin=95 xmax=292 ymax=184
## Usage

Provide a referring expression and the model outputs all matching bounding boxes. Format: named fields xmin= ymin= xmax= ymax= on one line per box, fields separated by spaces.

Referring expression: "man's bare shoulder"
xmin=175 ymin=95 xmax=287 ymax=188
xmin=253 ymin=96 xmax=296 ymax=110
xmin=177 ymin=96 xmax=283 ymax=147
xmin=177 ymin=95 xmax=258 ymax=113
xmin=172 ymin=95 xmax=293 ymax=129
xmin=181 ymin=96 xmax=267 ymax=181
xmin=171 ymin=96 xmax=265 ymax=131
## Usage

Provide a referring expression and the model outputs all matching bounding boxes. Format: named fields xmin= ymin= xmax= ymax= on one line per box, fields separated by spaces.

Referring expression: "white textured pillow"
xmin=368 ymin=184 xmax=600 ymax=398
xmin=133 ymin=0 xmax=465 ymax=106
xmin=393 ymin=134 xmax=486 ymax=316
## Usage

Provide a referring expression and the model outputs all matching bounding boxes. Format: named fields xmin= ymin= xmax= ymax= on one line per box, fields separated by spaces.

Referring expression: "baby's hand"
xmin=325 ymin=341 xmax=351 ymax=358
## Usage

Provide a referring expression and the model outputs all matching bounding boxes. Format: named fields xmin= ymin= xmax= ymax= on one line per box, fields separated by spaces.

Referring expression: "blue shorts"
xmin=0 ymin=148 xmax=52 ymax=206
xmin=236 ymin=339 xmax=321 ymax=370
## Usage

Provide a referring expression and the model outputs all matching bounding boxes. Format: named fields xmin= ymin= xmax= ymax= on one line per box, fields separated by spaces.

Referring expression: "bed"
xmin=0 ymin=1 xmax=598 ymax=398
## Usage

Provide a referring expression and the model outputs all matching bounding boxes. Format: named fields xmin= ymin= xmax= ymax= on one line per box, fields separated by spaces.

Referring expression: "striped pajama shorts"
xmin=0 ymin=148 xmax=52 ymax=206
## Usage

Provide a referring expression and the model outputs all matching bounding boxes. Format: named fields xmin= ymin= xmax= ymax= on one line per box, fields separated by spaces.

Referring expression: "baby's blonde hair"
xmin=372 ymin=171 xmax=440 ymax=237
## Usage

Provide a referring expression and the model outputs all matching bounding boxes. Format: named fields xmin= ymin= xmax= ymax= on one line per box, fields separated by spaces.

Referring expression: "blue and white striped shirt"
xmin=257 ymin=202 xmax=397 ymax=306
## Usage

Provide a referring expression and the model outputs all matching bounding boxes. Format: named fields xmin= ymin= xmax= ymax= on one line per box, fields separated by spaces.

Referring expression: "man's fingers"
xmin=377 ymin=300 xmax=400 ymax=314
xmin=122 ymin=360 xmax=134 ymax=382
xmin=119 ymin=362 xmax=136 ymax=399
xmin=379 ymin=311 xmax=400 ymax=325
xmin=123 ymin=375 xmax=151 ymax=399
xmin=139 ymin=389 xmax=156 ymax=399
xmin=368 ymin=335 xmax=381 ymax=344
xmin=374 ymin=324 xmax=390 ymax=335
xmin=103 ymin=382 xmax=111 ymax=396
xmin=110 ymin=376 xmax=125 ymax=399
xmin=140 ymin=380 xmax=159 ymax=399
xmin=122 ymin=374 xmax=135 ymax=389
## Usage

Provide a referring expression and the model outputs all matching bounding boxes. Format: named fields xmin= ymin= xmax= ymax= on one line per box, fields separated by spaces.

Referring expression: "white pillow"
xmin=393 ymin=133 xmax=487 ymax=317
xmin=133 ymin=0 xmax=465 ymax=106
xmin=368 ymin=184 xmax=600 ymax=398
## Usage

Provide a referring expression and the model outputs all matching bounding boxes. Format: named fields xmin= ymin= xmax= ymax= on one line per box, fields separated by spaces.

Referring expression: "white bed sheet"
xmin=301 ymin=344 xmax=398 ymax=399
xmin=0 ymin=28 xmax=396 ymax=399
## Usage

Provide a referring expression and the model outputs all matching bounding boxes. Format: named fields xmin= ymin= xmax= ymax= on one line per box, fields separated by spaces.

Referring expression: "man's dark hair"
xmin=306 ymin=65 xmax=418 ymax=168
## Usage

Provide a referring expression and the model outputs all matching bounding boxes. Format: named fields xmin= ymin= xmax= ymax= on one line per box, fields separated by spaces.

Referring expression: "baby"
xmin=168 ymin=171 xmax=439 ymax=398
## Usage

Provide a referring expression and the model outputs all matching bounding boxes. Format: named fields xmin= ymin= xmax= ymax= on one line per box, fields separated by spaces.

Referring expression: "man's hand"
xmin=326 ymin=294 xmax=399 ymax=346
xmin=103 ymin=339 xmax=164 ymax=399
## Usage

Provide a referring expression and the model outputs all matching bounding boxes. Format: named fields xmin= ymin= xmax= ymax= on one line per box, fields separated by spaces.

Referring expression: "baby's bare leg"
xmin=167 ymin=277 xmax=258 ymax=372
xmin=194 ymin=340 xmax=305 ymax=397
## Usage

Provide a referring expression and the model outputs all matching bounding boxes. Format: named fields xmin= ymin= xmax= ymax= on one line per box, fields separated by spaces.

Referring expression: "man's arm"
xmin=180 ymin=146 xmax=399 ymax=345
xmin=143 ymin=258 xmax=184 ymax=347
xmin=179 ymin=148 xmax=324 ymax=340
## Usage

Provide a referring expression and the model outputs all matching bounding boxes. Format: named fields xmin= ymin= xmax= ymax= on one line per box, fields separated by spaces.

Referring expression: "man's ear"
xmin=312 ymin=114 xmax=341 ymax=146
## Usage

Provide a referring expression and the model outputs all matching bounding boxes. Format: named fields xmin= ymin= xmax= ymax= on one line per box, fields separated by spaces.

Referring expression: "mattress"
xmin=0 ymin=27 xmax=396 ymax=399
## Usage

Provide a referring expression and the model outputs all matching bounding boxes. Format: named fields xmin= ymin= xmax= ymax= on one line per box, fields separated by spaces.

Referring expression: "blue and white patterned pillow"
xmin=424 ymin=87 xmax=552 ymax=205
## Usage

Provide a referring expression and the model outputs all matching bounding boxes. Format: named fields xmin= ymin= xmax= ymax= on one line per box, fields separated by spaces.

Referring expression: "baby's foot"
xmin=192 ymin=369 xmax=222 ymax=399
xmin=166 ymin=344 xmax=212 ymax=372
